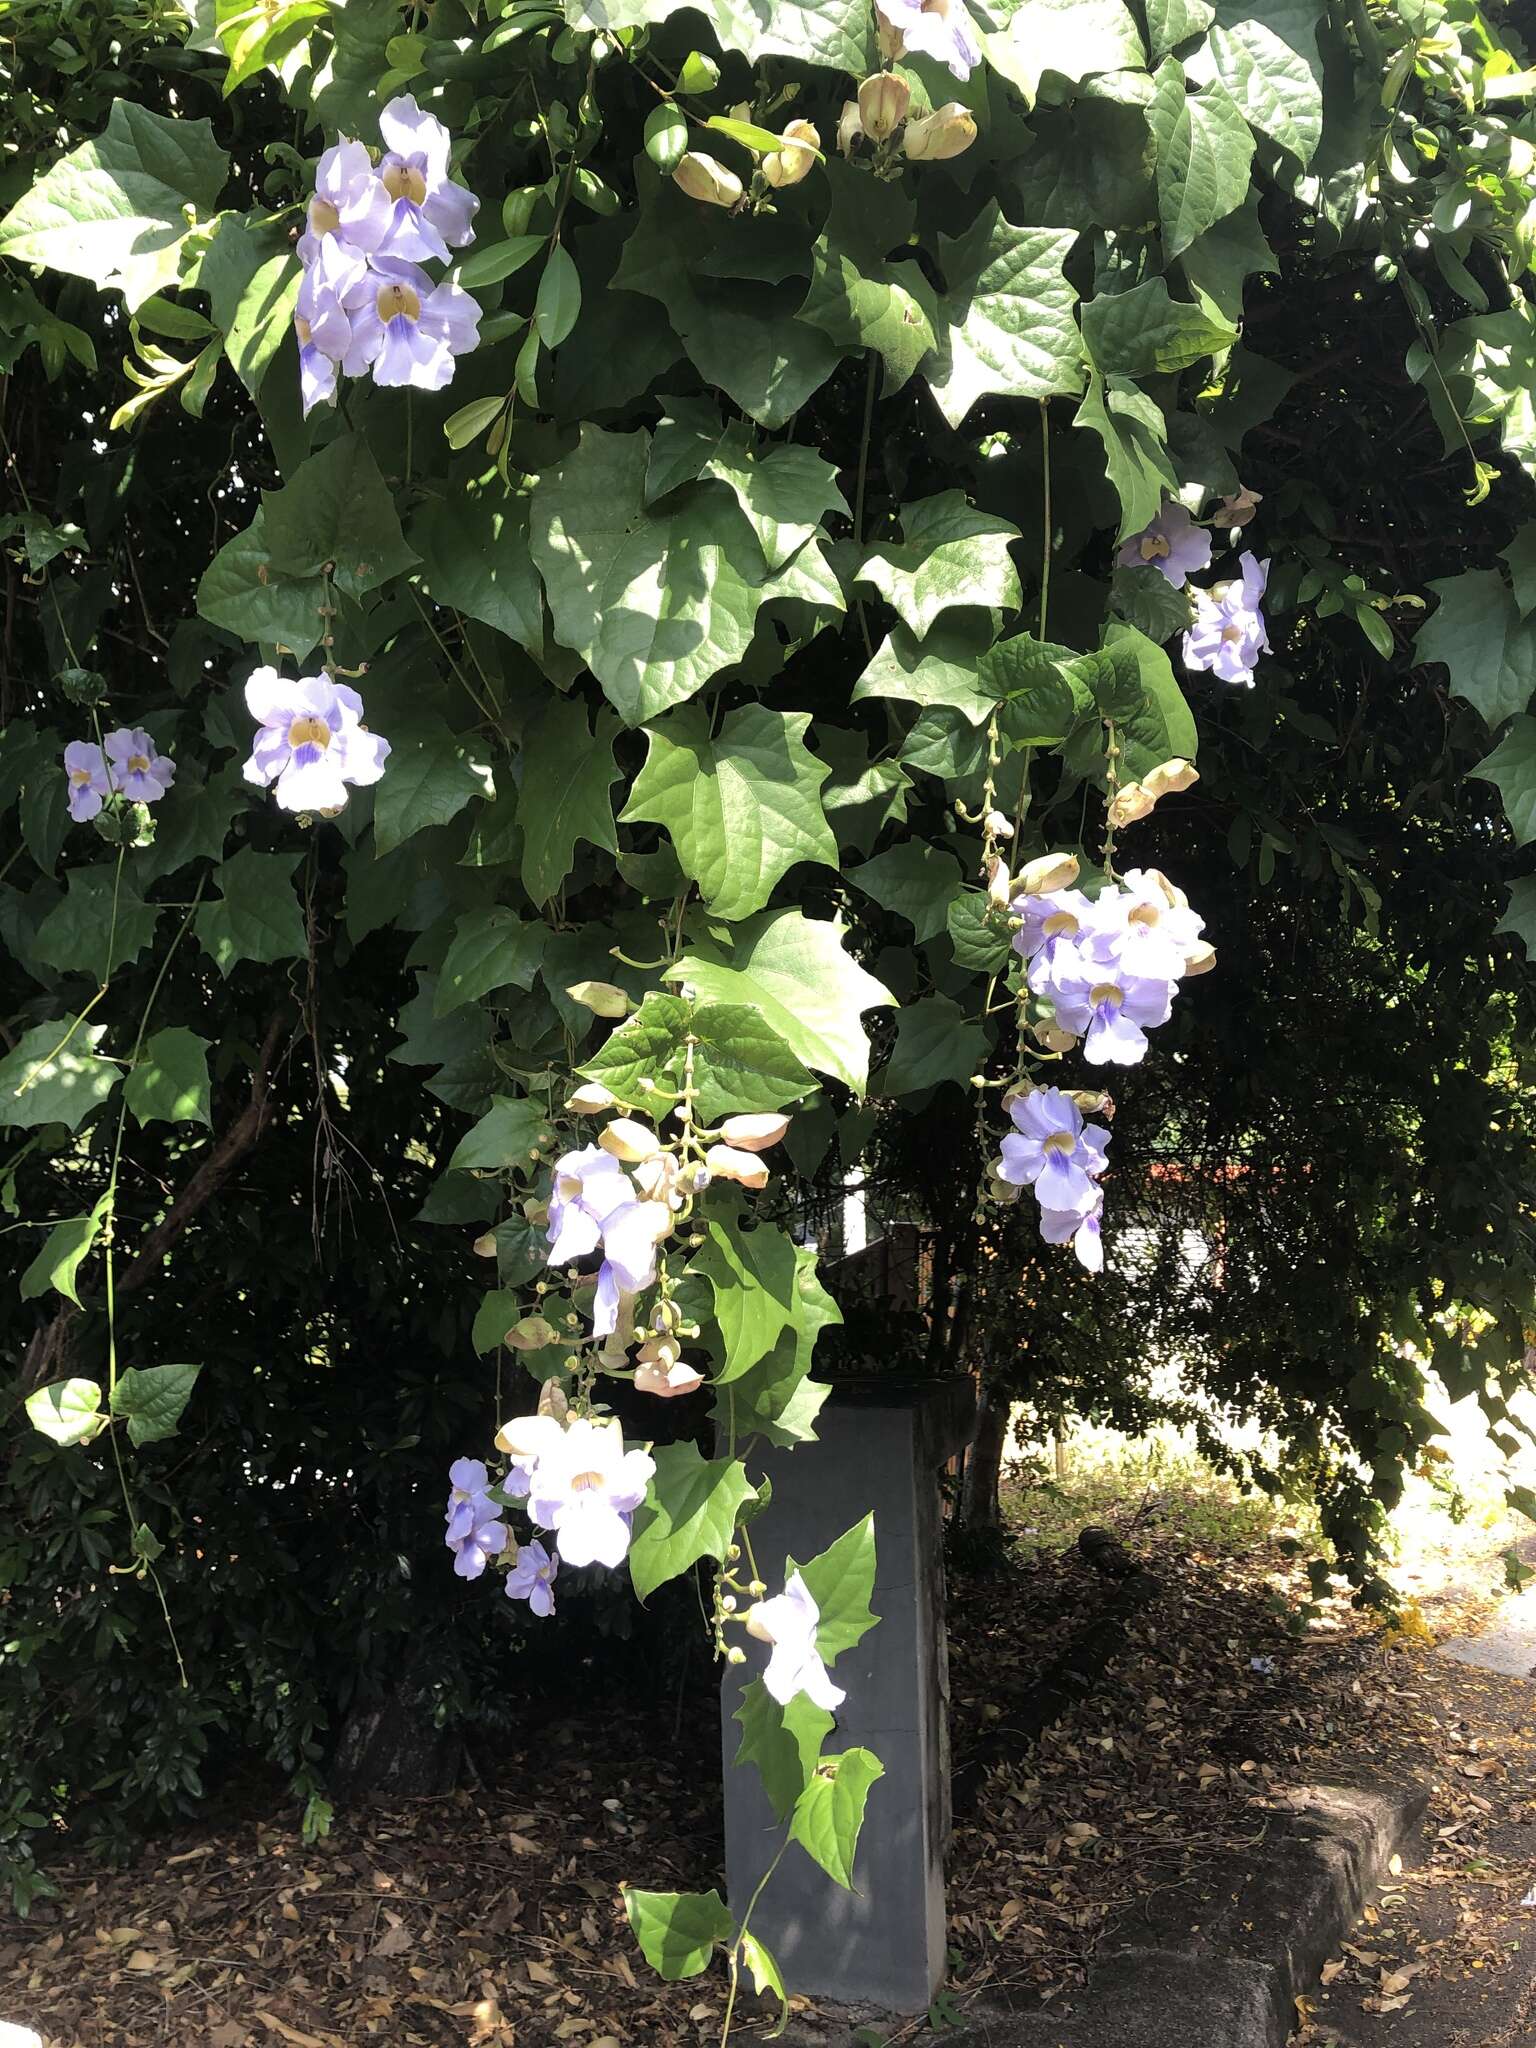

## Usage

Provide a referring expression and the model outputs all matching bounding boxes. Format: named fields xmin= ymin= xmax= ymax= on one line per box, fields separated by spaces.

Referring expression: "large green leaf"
xmin=196 ymin=508 xmax=328 ymax=656
xmin=518 ymin=694 xmax=620 ymax=902
xmin=124 ymin=1027 xmax=212 ymax=1126
xmin=1147 ymin=63 xmax=1255 ymax=257
xmin=447 ymin=1094 xmax=554 ymax=1172
xmin=435 ymin=909 xmax=547 ymax=1014
xmin=1082 ymin=276 xmax=1238 ymax=377
xmin=788 ymin=1749 xmax=885 ymax=1890
xmin=195 ymin=217 xmax=301 ymax=398
xmin=647 ymin=409 xmax=848 ymax=572
xmin=622 ymin=703 xmax=837 ymax=920
xmin=1495 ymin=877 xmax=1536 ymax=959
xmin=622 ymin=1888 xmax=734 ymax=1982
xmin=629 ymin=1441 xmax=758 ymax=1601
xmin=1075 ymin=368 xmax=1179 ymax=536
xmin=1145 ymin=0 xmax=1214 ymax=62
xmin=793 ymin=1512 xmax=878 ymax=1661
xmin=695 ymin=1217 xmax=800 ymax=1380
xmin=985 ymin=0 xmax=1145 ymax=105
xmin=1415 ymin=571 xmax=1536 ymax=730
xmin=20 ymin=1198 xmax=110 ymax=1307
xmin=581 ymin=993 xmax=815 ymax=1123
xmin=0 ymin=1019 xmax=119 ymax=1131
xmin=849 ymin=841 xmax=965 ymax=943
xmin=799 ymin=237 xmax=939 ymax=393
xmin=852 ymin=619 xmax=1001 ymax=725
xmin=855 ymin=491 xmax=1021 ymax=640
xmin=532 ymin=425 xmax=770 ymax=725
xmin=884 ymin=995 xmax=987 ymax=1095
xmin=1064 ymin=624 xmax=1198 ymax=781
xmin=734 ymin=1677 xmax=834 ymax=1823
xmin=1472 ymin=717 xmax=1536 ymax=845
xmin=33 ymin=865 xmax=162 ymax=983
xmin=373 ymin=722 xmax=491 ymax=859
xmin=670 ymin=910 xmax=895 ymax=1095
xmin=412 ymin=484 xmax=544 ymax=653
xmin=260 ymin=435 xmax=417 ymax=600
xmin=925 ymin=205 xmax=1083 ymax=428
xmin=25 ymin=1377 xmax=106 ymax=1447
xmin=0 ymin=102 xmax=228 ymax=310
xmin=110 ymin=1361 xmax=202 ymax=1446
xmin=1201 ymin=19 xmax=1322 ymax=166
xmin=195 ymin=850 xmax=307 ymax=975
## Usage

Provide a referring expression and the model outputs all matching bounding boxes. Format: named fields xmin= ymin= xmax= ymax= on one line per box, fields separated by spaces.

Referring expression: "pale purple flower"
xmin=1040 ymin=1197 xmax=1104 ymax=1274
xmin=445 ymin=1456 xmax=495 ymax=1545
xmin=749 ymin=1572 xmax=846 ymax=1712
xmin=1117 ymin=501 xmax=1212 ymax=588
xmin=63 ymin=740 xmax=110 ymax=821
xmin=998 ymin=1088 xmax=1109 ymax=1218
xmin=1103 ymin=870 xmax=1206 ymax=983
xmin=241 ymin=667 xmax=390 ymax=814
xmin=1014 ymin=888 xmax=1095 ymax=986
xmin=876 ymin=0 xmax=980 ymax=78
xmin=450 ymin=1505 xmax=508 ymax=1579
xmin=1183 ymin=552 xmax=1271 ymax=687
xmin=506 ymin=1539 xmax=557 ymax=1618
xmin=103 ymin=727 xmax=174 ymax=803
xmin=524 ymin=1416 xmax=655 ymax=1570
xmin=374 ymin=95 xmax=480 ymax=264
xmin=545 ymin=1147 xmax=670 ymax=1338
xmin=341 ymin=255 xmax=481 ymax=392
xmin=1047 ymin=932 xmax=1176 ymax=1066
xmin=294 ymin=235 xmax=362 ymax=418
xmin=296 ymin=138 xmax=393 ymax=267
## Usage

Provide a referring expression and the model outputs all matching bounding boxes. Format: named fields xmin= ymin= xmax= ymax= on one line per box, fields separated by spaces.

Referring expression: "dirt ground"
xmin=2 ymin=1428 xmax=1533 ymax=2048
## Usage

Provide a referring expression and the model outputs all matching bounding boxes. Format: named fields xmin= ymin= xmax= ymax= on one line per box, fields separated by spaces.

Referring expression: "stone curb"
xmin=756 ymin=1777 xmax=1428 ymax=2048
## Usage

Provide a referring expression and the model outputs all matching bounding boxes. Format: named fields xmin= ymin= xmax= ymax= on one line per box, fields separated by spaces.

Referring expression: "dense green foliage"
xmin=5 ymin=0 xmax=1536 ymax=2011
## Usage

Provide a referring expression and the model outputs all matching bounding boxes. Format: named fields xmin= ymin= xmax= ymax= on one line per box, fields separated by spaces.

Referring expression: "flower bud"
xmin=984 ymin=808 xmax=1015 ymax=840
xmin=504 ymin=1314 xmax=558 ymax=1351
xmin=472 ymin=1230 xmax=498 ymax=1258
xmin=837 ymin=100 xmax=865 ymax=154
xmin=673 ymin=152 xmax=743 ymax=208
xmin=1141 ymin=866 xmax=1187 ymax=910
xmin=635 ymin=1357 xmax=706 ymax=1398
xmin=744 ymin=1602 xmax=773 ymax=1643
xmin=858 ymin=72 xmax=910 ymax=141
xmin=1031 ymin=1020 xmax=1078 ymax=1053
xmin=1142 ymin=758 xmax=1198 ymax=800
xmin=565 ymin=979 xmax=630 ymax=1017
xmin=599 ymin=1116 xmax=663 ymax=1163
xmin=726 ymin=1645 xmax=747 ymax=1664
xmin=565 ymin=1081 xmax=616 ymax=1114
xmin=1107 ymin=782 xmax=1155 ymax=829
xmin=876 ymin=12 xmax=905 ymax=60
xmin=704 ymin=1143 xmax=770 ymax=1190
xmin=902 ymin=102 xmax=977 ymax=162
xmin=1015 ymin=851 xmax=1080 ymax=897
xmin=987 ymin=855 xmax=1012 ymax=907
xmin=719 ymin=1112 xmax=791 ymax=1152
xmin=1182 ymin=940 xmax=1217 ymax=977
xmin=537 ymin=1380 xmax=570 ymax=1422
xmin=1066 ymin=1089 xmax=1111 ymax=1114
xmin=988 ymin=1175 xmax=1023 ymax=1205
xmin=637 ymin=1334 xmax=681 ymax=1370
xmin=761 ymin=119 xmax=819 ymax=189
xmin=1216 ymin=486 xmax=1262 ymax=529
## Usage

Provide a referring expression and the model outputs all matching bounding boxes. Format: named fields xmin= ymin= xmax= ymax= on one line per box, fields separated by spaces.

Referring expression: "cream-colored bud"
xmin=876 ymin=11 xmax=905 ymax=60
xmin=1066 ymin=1089 xmax=1111 ymax=1114
xmin=1141 ymin=866 xmax=1187 ymax=910
xmin=858 ymin=71 xmax=910 ymax=141
xmin=472 ymin=1230 xmax=498 ymax=1258
xmin=902 ymin=102 xmax=977 ymax=162
xmin=1216 ymin=486 xmax=1262 ymax=529
xmin=565 ymin=979 xmax=630 ymax=1017
xmin=635 ymin=1357 xmax=706 ymax=1398
xmin=984 ymin=808 xmax=1015 ymax=840
xmin=599 ymin=1116 xmax=662 ymax=1163
xmin=537 ymin=1379 xmax=570 ymax=1422
xmin=1015 ymin=851 xmax=1080 ymax=897
xmin=987 ymin=855 xmax=1012 ymax=907
xmin=636 ymin=1334 xmax=681 ymax=1370
xmin=1142 ymin=758 xmax=1199 ymax=800
xmin=744 ymin=1602 xmax=773 ymax=1643
xmin=1107 ymin=782 xmax=1156 ymax=829
xmin=761 ymin=119 xmax=819 ymax=189
xmin=565 ymin=1081 xmax=617 ymax=1114
xmin=719 ymin=1112 xmax=791 ymax=1152
xmin=673 ymin=152 xmax=744 ymax=208
xmin=988 ymin=1175 xmax=1023 ymax=1205
xmin=1031 ymin=1021 xmax=1078 ymax=1053
xmin=1182 ymin=940 xmax=1217 ymax=977
xmin=837 ymin=100 xmax=865 ymax=154
xmin=704 ymin=1143 xmax=770 ymax=1190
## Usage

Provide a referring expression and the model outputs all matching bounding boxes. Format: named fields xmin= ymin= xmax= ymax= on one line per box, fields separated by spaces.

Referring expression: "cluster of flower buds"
xmin=550 ymin=1081 xmax=791 ymax=1368
xmin=292 ymin=95 xmax=481 ymax=415
xmin=673 ymin=109 xmax=821 ymax=212
xmin=1012 ymin=857 xmax=1212 ymax=1068
xmin=1105 ymin=755 xmax=1198 ymax=831
xmin=838 ymin=72 xmax=977 ymax=163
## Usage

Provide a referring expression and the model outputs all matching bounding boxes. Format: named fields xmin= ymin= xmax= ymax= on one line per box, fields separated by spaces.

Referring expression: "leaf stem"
xmin=1038 ymin=399 xmax=1052 ymax=641
xmin=852 ymin=352 xmax=879 ymax=660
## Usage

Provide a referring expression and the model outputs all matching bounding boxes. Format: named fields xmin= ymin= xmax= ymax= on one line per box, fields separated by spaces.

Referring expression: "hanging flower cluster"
xmin=294 ymin=96 xmax=482 ymax=415
xmin=62 ymin=728 xmax=175 ymax=821
xmin=241 ymin=668 xmax=391 ymax=815
xmin=673 ymin=111 xmax=822 ymax=213
xmin=991 ymin=1086 xmax=1109 ymax=1273
xmin=837 ymin=70 xmax=977 ymax=162
xmin=1119 ymin=495 xmax=1272 ymax=688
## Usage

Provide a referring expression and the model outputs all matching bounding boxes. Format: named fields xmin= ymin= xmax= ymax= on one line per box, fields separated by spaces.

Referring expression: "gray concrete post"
xmin=719 ymin=1378 xmax=975 ymax=2013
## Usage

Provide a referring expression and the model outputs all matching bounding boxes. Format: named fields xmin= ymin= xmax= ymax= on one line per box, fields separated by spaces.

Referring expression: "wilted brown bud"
xmin=673 ymin=152 xmax=743 ymax=208
xmin=858 ymin=72 xmax=910 ymax=141
xmin=761 ymin=119 xmax=819 ymax=188
xmin=1216 ymin=486 xmax=1262 ymax=529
